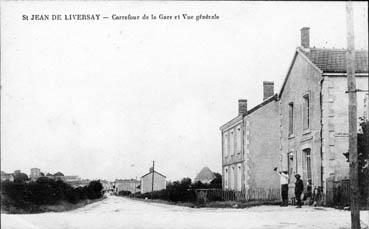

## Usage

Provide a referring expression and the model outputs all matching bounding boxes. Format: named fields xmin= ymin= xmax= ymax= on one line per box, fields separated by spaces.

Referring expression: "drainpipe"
xmin=320 ymin=77 xmax=325 ymax=195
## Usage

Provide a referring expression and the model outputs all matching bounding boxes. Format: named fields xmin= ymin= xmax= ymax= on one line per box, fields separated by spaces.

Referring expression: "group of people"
xmin=275 ymin=168 xmax=313 ymax=208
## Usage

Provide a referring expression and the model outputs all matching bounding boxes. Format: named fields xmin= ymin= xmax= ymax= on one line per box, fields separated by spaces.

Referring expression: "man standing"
xmin=294 ymin=174 xmax=304 ymax=208
xmin=275 ymin=168 xmax=289 ymax=206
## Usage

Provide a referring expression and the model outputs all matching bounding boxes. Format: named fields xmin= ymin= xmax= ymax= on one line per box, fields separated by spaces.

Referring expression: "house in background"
xmin=1 ymin=171 xmax=14 ymax=182
xmin=278 ymin=27 xmax=368 ymax=199
xmin=140 ymin=168 xmax=166 ymax=194
xmin=194 ymin=167 xmax=215 ymax=184
xmin=30 ymin=168 xmax=41 ymax=181
xmin=115 ymin=179 xmax=140 ymax=194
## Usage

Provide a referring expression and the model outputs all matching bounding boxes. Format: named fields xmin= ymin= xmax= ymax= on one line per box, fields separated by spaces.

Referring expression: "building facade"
xmin=140 ymin=169 xmax=166 ymax=194
xmin=220 ymin=100 xmax=247 ymax=191
xmin=244 ymin=93 xmax=280 ymax=191
xmin=220 ymin=83 xmax=280 ymax=192
xmin=278 ymin=27 xmax=368 ymax=197
xmin=115 ymin=179 xmax=140 ymax=194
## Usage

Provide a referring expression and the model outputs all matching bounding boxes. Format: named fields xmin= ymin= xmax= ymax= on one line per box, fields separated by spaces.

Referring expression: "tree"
xmin=210 ymin=173 xmax=222 ymax=189
xmin=13 ymin=172 xmax=29 ymax=183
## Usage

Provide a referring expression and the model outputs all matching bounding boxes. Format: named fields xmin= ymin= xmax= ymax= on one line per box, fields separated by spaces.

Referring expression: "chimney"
xmin=263 ymin=81 xmax=274 ymax=100
xmin=149 ymin=167 xmax=154 ymax=173
xmin=300 ymin=27 xmax=310 ymax=49
xmin=238 ymin=99 xmax=247 ymax=116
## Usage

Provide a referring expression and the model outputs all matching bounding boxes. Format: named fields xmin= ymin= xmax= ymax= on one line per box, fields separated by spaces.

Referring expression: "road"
xmin=1 ymin=196 xmax=369 ymax=229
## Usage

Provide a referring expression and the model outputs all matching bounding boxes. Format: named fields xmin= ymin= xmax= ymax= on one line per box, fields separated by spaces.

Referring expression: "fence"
xmin=326 ymin=179 xmax=369 ymax=208
xmin=194 ymin=188 xmax=280 ymax=203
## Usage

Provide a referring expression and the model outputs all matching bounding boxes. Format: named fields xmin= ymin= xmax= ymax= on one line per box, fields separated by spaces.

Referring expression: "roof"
xmin=300 ymin=48 xmax=368 ymax=73
xmin=141 ymin=170 xmax=166 ymax=178
xmin=194 ymin=167 xmax=215 ymax=183
xmin=279 ymin=47 xmax=368 ymax=97
xmin=247 ymin=94 xmax=278 ymax=115
xmin=219 ymin=115 xmax=243 ymax=131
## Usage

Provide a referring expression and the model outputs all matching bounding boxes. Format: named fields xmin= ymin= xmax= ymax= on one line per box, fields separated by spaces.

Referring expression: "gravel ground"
xmin=1 ymin=196 xmax=369 ymax=229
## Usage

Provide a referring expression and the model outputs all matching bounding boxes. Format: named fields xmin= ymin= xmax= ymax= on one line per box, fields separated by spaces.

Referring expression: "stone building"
xmin=115 ymin=179 xmax=140 ymax=194
xmin=140 ymin=168 xmax=166 ymax=194
xmin=278 ymin=27 xmax=368 ymax=197
xmin=30 ymin=168 xmax=41 ymax=181
xmin=220 ymin=82 xmax=280 ymax=192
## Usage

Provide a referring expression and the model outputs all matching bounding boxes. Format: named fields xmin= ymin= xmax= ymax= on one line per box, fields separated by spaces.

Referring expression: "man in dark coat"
xmin=294 ymin=174 xmax=304 ymax=208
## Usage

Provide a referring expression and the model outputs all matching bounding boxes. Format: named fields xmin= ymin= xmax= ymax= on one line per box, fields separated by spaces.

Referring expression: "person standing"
xmin=275 ymin=168 xmax=289 ymax=206
xmin=294 ymin=174 xmax=304 ymax=208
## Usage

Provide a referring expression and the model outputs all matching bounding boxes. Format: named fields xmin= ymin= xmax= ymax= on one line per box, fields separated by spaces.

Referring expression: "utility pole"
xmin=346 ymin=2 xmax=360 ymax=229
xmin=151 ymin=160 xmax=155 ymax=199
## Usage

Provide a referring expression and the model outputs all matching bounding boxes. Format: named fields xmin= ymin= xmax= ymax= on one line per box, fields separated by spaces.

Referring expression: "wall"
xmin=279 ymin=51 xmax=323 ymax=197
xmin=245 ymin=99 xmax=280 ymax=191
xmin=321 ymin=75 xmax=369 ymax=184
xmin=141 ymin=172 xmax=166 ymax=194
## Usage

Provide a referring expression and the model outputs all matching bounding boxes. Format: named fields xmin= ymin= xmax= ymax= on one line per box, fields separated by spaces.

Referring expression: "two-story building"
xmin=140 ymin=168 xmax=166 ymax=194
xmin=220 ymin=82 xmax=281 ymax=193
xmin=220 ymin=27 xmax=368 ymax=202
xmin=278 ymin=27 xmax=368 ymax=197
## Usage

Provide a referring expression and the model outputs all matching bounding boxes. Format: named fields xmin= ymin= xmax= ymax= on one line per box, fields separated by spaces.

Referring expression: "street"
xmin=1 ymin=196 xmax=369 ymax=229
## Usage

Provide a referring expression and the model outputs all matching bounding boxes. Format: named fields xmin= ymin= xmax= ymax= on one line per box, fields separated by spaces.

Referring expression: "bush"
xmin=1 ymin=178 xmax=104 ymax=210
xmin=134 ymin=175 xmax=222 ymax=203
xmin=118 ymin=190 xmax=132 ymax=196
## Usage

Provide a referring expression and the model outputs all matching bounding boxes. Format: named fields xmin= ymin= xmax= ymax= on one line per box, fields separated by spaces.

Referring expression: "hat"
xmin=295 ymin=174 xmax=301 ymax=178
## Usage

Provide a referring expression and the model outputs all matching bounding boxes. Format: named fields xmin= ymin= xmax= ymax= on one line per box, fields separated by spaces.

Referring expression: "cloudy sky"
xmin=1 ymin=1 xmax=368 ymax=181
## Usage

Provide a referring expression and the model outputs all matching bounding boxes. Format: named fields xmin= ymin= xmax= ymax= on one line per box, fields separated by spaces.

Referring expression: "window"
xmin=230 ymin=130 xmax=234 ymax=155
xmin=303 ymin=94 xmax=310 ymax=130
xmin=237 ymin=126 xmax=242 ymax=154
xmin=224 ymin=133 xmax=229 ymax=157
xmin=288 ymin=102 xmax=294 ymax=136
xmin=304 ymin=149 xmax=312 ymax=180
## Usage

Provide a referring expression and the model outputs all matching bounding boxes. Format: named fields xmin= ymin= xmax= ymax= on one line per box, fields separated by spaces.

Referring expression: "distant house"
xmin=140 ymin=168 xmax=166 ymax=194
xmin=46 ymin=172 xmax=81 ymax=185
xmin=115 ymin=179 xmax=140 ymax=194
xmin=100 ymin=180 xmax=113 ymax=191
xmin=1 ymin=171 xmax=14 ymax=182
xmin=30 ymin=168 xmax=41 ymax=181
xmin=194 ymin=167 xmax=215 ymax=184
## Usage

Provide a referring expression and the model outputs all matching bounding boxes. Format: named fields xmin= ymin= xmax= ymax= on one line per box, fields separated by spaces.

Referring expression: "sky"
xmin=1 ymin=1 xmax=368 ymax=182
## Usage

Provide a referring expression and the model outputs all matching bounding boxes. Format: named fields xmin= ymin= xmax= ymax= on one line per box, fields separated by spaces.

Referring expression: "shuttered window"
xmin=288 ymin=102 xmax=294 ymax=136
xmin=303 ymin=94 xmax=310 ymax=130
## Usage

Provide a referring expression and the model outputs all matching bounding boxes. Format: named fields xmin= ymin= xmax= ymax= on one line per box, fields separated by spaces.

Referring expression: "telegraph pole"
xmin=151 ymin=160 xmax=155 ymax=199
xmin=346 ymin=2 xmax=360 ymax=229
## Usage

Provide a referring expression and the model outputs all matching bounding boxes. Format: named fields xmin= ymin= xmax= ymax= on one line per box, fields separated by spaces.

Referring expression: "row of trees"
xmin=1 ymin=177 xmax=103 ymax=210
xmin=133 ymin=173 xmax=222 ymax=203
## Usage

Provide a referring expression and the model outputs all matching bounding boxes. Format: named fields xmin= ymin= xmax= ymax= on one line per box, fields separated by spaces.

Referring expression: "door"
xmin=302 ymin=148 xmax=312 ymax=186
